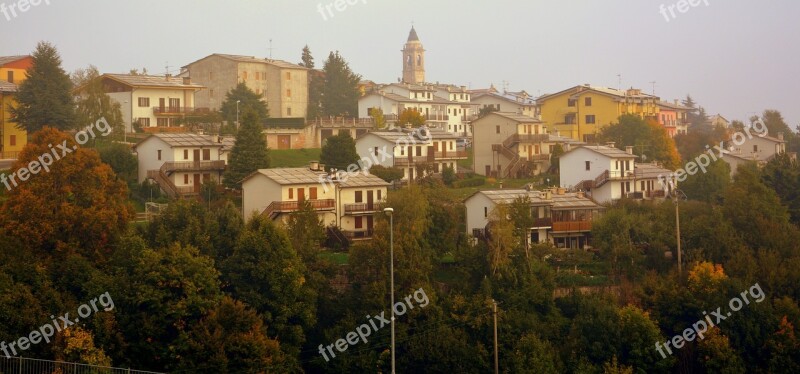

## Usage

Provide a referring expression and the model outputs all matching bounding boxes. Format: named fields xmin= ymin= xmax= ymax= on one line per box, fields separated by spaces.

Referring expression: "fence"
xmin=0 ymin=356 xmax=163 ymax=374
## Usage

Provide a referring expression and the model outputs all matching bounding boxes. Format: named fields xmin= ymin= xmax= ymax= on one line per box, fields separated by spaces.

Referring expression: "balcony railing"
xmin=342 ymin=229 xmax=374 ymax=239
xmin=162 ymin=160 xmax=226 ymax=173
xmin=522 ymin=154 xmax=551 ymax=162
xmin=394 ymin=156 xmax=429 ymax=166
xmin=152 ymin=106 xmax=210 ymax=115
xmin=552 ymin=221 xmax=592 ymax=232
xmin=344 ymin=202 xmax=384 ymax=214
xmin=531 ymin=217 xmax=553 ymax=228
xmin=430 ymin=150 xmax=468 ymax=159
xmin=424 ymin=114 xmax=449 ymax=121
xmin=263 ymin=199 xmax=336 ymax=218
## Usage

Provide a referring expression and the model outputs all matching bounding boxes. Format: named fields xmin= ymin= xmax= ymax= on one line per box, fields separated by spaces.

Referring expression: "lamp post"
xmin=236 ymin=100 xmax=241 ymax=129
xmin=383 ymin=207 xmax=395 ymax=374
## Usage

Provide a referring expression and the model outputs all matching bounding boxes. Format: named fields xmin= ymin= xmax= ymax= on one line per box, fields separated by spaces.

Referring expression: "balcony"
xmin=430 ymin=150 xmax=468 ymax=160
xmin=424 ymin=114 xmax=449 ymax=121
xmin=394 ymin=156 xmax=429 ymax=166
xmin=263 ymin=199 xmax=335 ymax=219
xmin=152 ymin=106 xmax=209 ymax=115
xmin=522 ymin=154 xmax=551 ymax=162
xmin=162 ymin=160 xmax=226 ymax=174
xmin=513 ymin=134 xmax=550 ymax=144
xmin=342 ymin=229 xmax=374 ymax=240
xmin=344 ymin=202 xmax=384 ymax=215
xmin=552 ymin=220 xmax=592 ymax=232
xmin=531 ymin=217 xmax=553 ymax=228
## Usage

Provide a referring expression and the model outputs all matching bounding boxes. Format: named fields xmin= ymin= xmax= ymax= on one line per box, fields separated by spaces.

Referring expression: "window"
xmin=287 ymin=107 xmax=292 ymax=116
xmin=289 ymin=188 xmax=294 ymax=199
xmin=585 ymin=97 xmax=592 ymax=106
xmin=496 ymin=125 xmax=500 ymax=134
xmin=484 ymin=207 xmax=488 ymax=218
xmin=355 ymin=191 xmax=363 ymax=203
xmin=9 ymin=135 xmax=15 ymax=146
xmin=374 ymin=147 xmax=379 ymax=156
xmin=310 ymin=187 xmax=317 ymax=200
xmin=400 ymin=147 xmax=405 ymax=156
xmin=184 ymin=174 xmax=189 ymax=184
xmin=157 ymin=118 xmax=169 ymax=126
xmin=184 ymin=150 xmax=189 ymax=160
xmin=355 ymin=216 xmax=363 ymax=229
xmin=169 ymin=98 xmax=180 ymax=109
xmin=203 ymin=149 xmax=210 ymax=160
xmin=286 ymin=89 xmax=291 ymax=97
xmin=286 ymin=72 xmax=291 ymax=80
xmin=585 ymin=161 xmax=591 ymax=171
xmin=565 ymin=114 xmax=576 ymax=124
xmin=139 ymin=118 xmax=150 ymax=127
xmin=138 ymin=97 xmax=150 ymax=107
xmin=157 ymin=150 xmax=162 ymax=160
xmin=568 ymin=98 xmax=577 ymax=107
xmin=416 ymin=146 xmax=422 ymax=156
xmin=753 ymin=145 xmax=758 ymax=152
xmin=585 ymin=115 xmax=596 ymax=124
xmin=7 ymin=71 xmax=13 ymax=83
xmin=377 ymin=190 xmax=382 ymax=200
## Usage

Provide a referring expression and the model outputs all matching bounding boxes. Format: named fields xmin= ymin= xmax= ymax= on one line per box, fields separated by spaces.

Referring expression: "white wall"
xmin=135 ymin=137 xmax=174 ymax=182
xmin=559 ymin=148 xmax=614 ymax=188
xmin=465 ymin=193 xmax=495 ymax=235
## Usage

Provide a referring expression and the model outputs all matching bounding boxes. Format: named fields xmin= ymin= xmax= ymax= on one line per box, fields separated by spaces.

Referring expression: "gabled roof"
xmin=565 ymin=144 xmax=638 ymax=159
xmin=537 ymin=84 xmax=658 ymax=102
xmin=333 ymin=172 xmax=390 ymax=188
xmin=471 ymin=91 xmax=536 ymax=106
xmin=0 ymin=55 xmax=30 ymax=66
xmin=100 ymin=74 xmax=205 ymax=90
xmin=182 ymin=53 xmax=308 ymax=70
xmin=0 ymin=80 xmax=17 ymax=93
xmin=135 ymin=133 xmax=227 ymax=149
xmin=634 ymin=163 xmax=673 ymax=179
xmin=250 ymin=167 xmax=327 ymax=185
xmin=466 ymin=188 xmax=602 ymax=210
xmin=657 ymin=100 xmax=691 ymax=111
xmin=477 ymin=111 xmax=541 ymax=123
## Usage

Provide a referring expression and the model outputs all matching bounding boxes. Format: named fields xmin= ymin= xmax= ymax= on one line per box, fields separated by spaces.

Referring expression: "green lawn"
xmin=457 ymin=146 xmax=473 ymax=170
xmin=320 ymin=251 xmax=349 ymax=265
xmin=270 ymin=148 xmax=322 ymax=168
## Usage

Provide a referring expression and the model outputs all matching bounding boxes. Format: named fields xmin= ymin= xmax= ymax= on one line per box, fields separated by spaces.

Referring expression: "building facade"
xmin=657 ymin=100 xmax=690 ymax=137
xmin=465 ymin=187 xmax=604 ymax=250
xmin=135 ymin=133 xmax=231 ymax=198
xmin=181 ymin=54 xmax=308 ymax=118
xmin=0 ymin=55 xmax=32 ymax=159
xmin=472 ymin=111 xmax=582 ymax=178
xmin=355 ymin=128 xmax=466 ymax=180
xmin=537 ymin=85 xmax=660 ymax=142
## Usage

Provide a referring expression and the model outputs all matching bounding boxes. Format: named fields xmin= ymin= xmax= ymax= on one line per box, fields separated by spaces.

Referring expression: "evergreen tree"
xmin=300 ymin=45 xmax=323 ymax=119
xmin=223 ymin=110 xmax=270 ymax=189
xmin=219 ymin=83 xmax=269 ymax=126
xmin=10 ymin=41 xmax=76 ymax=132
xmin=320 ymin=131 xmax=359 ymax=170
xmin=320 ymin=51 xmax=361 ymax=117
xmin=300 ymin=45 xmax=314 ymax=68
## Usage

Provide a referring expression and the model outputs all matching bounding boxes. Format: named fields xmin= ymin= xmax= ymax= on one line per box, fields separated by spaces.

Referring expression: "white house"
xmin=721 ymin=132 xmax=786 ymax=176
xmin=354 ymin=127 xmax=465 ymax=180
xmin=470 ymin=88 xmax=538 ymax=119
xmin=464 ymin=187 xmax=603 ymax=249
xmin=358 ymin=83 xmax=476 ymax=137
xmin=77 ymin=74 xmax=205 ymax=133
xmin=241 ymin=162 xmax=389 ymax=241
xmin=560 ymin=144 xmax=672 ymax=203
xmin=134 ymin=133 xmax=232 ymax=198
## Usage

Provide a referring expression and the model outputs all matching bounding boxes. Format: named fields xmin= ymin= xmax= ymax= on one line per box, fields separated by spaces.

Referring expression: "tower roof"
xmin=407 ymin=26 xmax=419 ymax=42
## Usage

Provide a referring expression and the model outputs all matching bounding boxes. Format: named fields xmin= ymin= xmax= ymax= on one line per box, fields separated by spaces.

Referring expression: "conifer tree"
xmin=223 ymin=110 xmax=270 ymax=189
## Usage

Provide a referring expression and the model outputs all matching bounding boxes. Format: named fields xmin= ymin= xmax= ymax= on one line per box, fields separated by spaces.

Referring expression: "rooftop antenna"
xmin=502 ymin=80 xmax=509 ymax=93
xmin=268 ymin=39 xmax=274 ymax=59
xmin=649 ymin=81 xmax=656 ymax=95
xmin=617 ymin=73 xmax=622 ymax=92
xmin=165 ymin=62 xmax=170 ymax=76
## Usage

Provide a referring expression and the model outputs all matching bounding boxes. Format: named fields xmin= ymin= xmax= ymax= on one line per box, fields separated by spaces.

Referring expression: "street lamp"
xmin=383 ymin=207 xmax=395 ymax=374
xmin=236 ymin=100 xmax=241 ymax=129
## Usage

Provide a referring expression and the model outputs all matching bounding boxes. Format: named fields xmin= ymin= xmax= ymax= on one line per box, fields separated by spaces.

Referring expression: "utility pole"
xmin=492 ymin=299 xmax=499 ymax=374
xmin=675 ymin=193 xmax=682 ymax=274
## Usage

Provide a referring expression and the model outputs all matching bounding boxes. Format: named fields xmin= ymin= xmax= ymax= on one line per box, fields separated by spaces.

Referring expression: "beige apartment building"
xmin=181 ymin=54 xmax=308 ymax=118
xmin=472 ymin=112 xmax=582 ymax=178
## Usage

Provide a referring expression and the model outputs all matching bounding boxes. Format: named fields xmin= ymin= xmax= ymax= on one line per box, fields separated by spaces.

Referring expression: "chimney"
xmin=674 ymin=99 xmax=679 ymax=105
xmin=606 ymin=141 xmax=616 ymax=148
xmin=165 ymin=74 xmax=172 ymax=80
xmin=183 ymin=77 xmax=191 ymax=85
xmin=778 ymin=132 xmax=784 ymax=141
xmin=625 ymin=146 xmax=633 ymax=155
xmin=309 ymin=160 xmax=320 ymax=171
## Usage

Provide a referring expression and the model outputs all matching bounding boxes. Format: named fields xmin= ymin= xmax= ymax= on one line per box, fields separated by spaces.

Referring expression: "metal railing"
xmin=342 ymin=229 xmax=374 ymax=239
xmin=0 ymin=356 xmax=162 ymax=374
xmin=344 ymin=202 xmax=384 ymax=214
xmin=162 ymin=160 xmax=226 ymax=173
xmin=430 ymin=150 xmax=468 ymax=159
xmin=152 ymin=106 xmax=209 ymax=115
xmin=393 ymin=156 xmax=429 ymax=166
xmin=263 ymin=199 xmax=336 ymax=218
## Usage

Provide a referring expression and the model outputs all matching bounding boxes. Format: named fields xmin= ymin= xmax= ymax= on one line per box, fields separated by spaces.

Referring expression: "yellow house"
xmin=0 ymin=55 xmax=33 ymax=159
xmin=537 ymin=84 xmax=660 ymax=143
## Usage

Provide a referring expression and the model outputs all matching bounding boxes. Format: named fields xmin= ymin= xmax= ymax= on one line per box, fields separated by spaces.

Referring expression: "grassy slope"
xmin=270 ymin=148 xmax=322 ymax=168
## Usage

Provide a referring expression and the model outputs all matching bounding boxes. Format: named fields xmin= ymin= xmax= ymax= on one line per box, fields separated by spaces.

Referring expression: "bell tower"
xmin=402 ymin=26 xmax=425 ymax=84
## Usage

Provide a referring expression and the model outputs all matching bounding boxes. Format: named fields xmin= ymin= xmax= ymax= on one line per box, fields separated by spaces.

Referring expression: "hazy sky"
xmin=2 ymin=0 xmax=798 ymax=126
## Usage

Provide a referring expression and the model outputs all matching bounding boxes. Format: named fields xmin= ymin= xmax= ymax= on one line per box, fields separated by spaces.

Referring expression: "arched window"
xmin=416 ymin=54 xmax=421 ymax=65
xmin=406 ymin=55 xmax=412 ymax=66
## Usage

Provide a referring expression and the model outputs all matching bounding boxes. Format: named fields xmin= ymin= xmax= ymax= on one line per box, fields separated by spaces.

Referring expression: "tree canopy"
xmin=320 ymin=131 xmax=359 ymax=171
xmin=222 ymin=110 xmax=270 ymax=189
xmin=320 ymin=51 xmax=361 ymax=117
xmin=220 ymin=82 xmax=269 ymax=125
